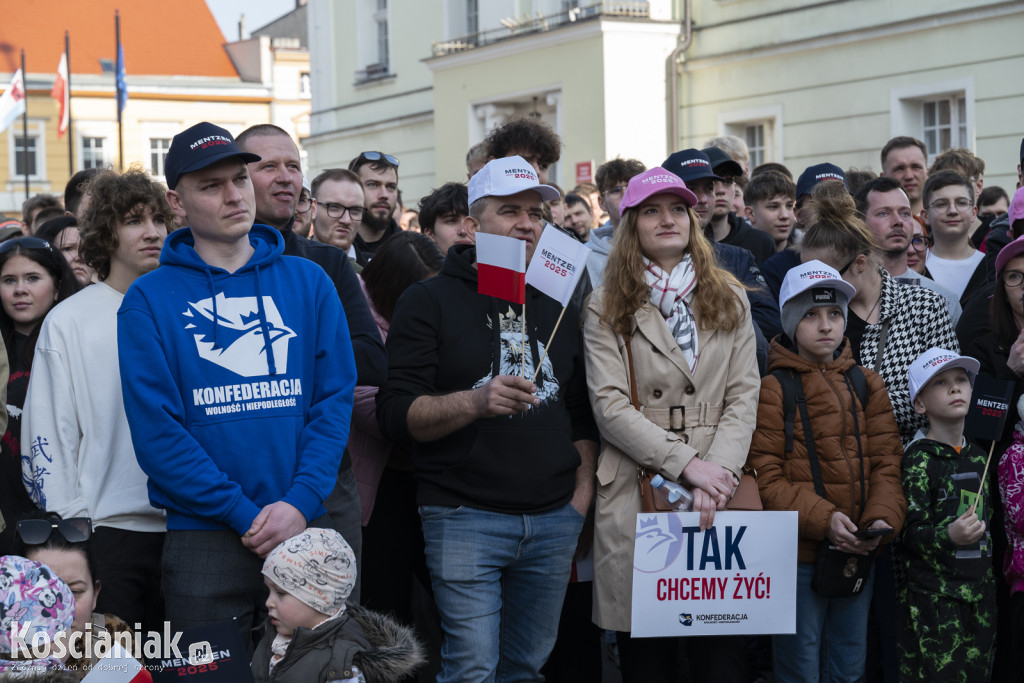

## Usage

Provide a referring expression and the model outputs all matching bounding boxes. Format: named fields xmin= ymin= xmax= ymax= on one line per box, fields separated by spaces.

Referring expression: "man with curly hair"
xmin=483 ymin=116 xmax=562 ymax=184
xmin=21 ymin=166 xmax=170 ymax=633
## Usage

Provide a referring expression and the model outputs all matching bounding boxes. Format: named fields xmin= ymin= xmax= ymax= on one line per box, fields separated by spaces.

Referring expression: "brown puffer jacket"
xmin=747 ymin=339 xmax=906 ymax=564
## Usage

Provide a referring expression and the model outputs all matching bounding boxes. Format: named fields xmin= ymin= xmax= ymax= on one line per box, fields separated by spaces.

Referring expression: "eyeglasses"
xmin=0 ymin=236 xmax=53 ymax=255
xmin=295 ymin=196 xmax=313 ymax=214
xmin=909 ymin=235 xmax=933 ymax=251
xmin=1001 ymin=270 xmax=1024 ymax=288
xmin=16 ymin=517 xmax=93 ymax=545
xmin=322 ymin=203 xmax=365 ymax=220
xmin=928 ymin=197 xmax=973 ymax=212
xmin=838 ymin=254 xmax=861 ymax=275
xmin=602 ymin=185 xmax=626 ymax=198
xmin=357 ymin=151 xmax=399 ymax=168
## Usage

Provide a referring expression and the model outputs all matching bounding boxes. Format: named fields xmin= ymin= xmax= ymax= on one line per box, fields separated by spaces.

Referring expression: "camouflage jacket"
xmin=896 ymin=433 xmax=994 ymax=601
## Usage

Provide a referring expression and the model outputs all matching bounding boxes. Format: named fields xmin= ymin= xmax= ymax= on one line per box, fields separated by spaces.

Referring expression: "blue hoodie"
xmin=117 ymin=225 xmax=356 ymax=533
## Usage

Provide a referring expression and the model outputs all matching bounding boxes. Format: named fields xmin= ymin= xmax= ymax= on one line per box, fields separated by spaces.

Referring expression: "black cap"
xmin=1019 ymin=137 xmax=1024 ymax=164
xmin=795 ymin=163 xmax=847 ymax=200
xmin=164 ymin=122 xmax=261 ymax=190
xmin=661 ymin=148 xmax=724 ymax=183
xmin=703 ymin=147 xmax=744 ymax=178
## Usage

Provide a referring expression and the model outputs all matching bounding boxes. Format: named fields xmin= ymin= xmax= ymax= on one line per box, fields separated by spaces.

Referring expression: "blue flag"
xmin=116 ymin=42 xmax=128 ymax=113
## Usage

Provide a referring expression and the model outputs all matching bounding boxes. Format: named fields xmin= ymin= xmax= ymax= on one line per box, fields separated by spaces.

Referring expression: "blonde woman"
xmin=584 ymin=167 xmax=760 ymax=681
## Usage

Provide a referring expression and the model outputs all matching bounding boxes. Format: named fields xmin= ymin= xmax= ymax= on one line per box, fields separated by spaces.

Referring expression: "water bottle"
xmin=650 ymin=474 xmax=694 ymax=512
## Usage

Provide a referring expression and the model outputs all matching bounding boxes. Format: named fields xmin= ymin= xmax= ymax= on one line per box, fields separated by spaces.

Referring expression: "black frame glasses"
xmin=1001 ymin=270 xmax=1024 ymax=288
xmin=16 ymin=517 xmax=93 ymax=544
xmin=322 ymin=203 xmax=365 ymax=220
xmin=295 ymin=196 xmax=314 ymax=214
xmin=909 ymin=235 xmax=933 ymax=251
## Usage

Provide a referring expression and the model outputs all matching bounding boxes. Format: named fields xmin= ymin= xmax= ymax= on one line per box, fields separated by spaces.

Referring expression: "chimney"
xmin=238 ymin=14 xmax=248 ymax=41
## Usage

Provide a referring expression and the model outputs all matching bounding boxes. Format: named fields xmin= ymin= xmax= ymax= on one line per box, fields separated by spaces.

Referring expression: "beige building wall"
xmin=677 ymin=0 xmax=1023 ymax=190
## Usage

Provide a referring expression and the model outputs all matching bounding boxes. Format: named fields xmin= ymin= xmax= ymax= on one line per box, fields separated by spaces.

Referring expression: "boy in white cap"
xmin=748 ymin=260 xmax=905 ymax=682
xmin=896 ymin=347 xmax=994 ymax=682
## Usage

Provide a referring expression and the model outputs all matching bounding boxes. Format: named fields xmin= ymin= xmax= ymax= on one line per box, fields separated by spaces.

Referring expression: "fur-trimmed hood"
xmin=348 ymin=604 xmax=425 ymax=683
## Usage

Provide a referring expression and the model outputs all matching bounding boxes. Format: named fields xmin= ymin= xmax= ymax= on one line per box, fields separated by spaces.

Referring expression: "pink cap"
xmin=1010 ymin=186 xmax=1024 ymax=226
xmin=619 ymin=167 xmax=698 ymax=213
xmin=996 ymin=234 xmax=1024 ymax=278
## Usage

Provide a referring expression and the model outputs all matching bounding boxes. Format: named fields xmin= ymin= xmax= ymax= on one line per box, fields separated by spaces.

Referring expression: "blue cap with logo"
xmin=164 ymin=122 xmax=261 ymax=190
xmin=795 ymin=163 xmax=847 ymax=200
xmin=662 ymin=148 xmax=724 ymax=184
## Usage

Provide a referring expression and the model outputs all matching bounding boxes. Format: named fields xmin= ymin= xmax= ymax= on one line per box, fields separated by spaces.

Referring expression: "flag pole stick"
xmin=65 ymin=31 xmax=72 ymax=176
xmin=530 ymin=306 xmax=566 ymax=384
xmin=521 ymin=300 xmax=527 ymax=379
xmin=115 ymin=10 xmax=124 ymax=171
xmin=20 ymin=49 xmax=29 ymax=202
xmin=970 ymin=440 xmax=997 ymax=516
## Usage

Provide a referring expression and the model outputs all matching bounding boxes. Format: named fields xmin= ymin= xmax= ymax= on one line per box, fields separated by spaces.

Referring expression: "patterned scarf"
xmin=644 ymin=255 xmax=699 ymax=373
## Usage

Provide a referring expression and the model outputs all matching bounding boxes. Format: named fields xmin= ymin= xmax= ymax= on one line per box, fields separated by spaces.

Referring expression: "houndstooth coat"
xmin=855 ymin=269 xmax=959 ymax=445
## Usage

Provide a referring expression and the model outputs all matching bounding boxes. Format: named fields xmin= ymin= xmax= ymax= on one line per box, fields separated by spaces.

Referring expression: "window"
xmin=82 ymin=137 xmax=105 ymax=170
xmin=299 ymin=72 xmax=311 ymax=98
xmin=375 ymin=0 xmax=389 ymax=70
xmin=150 ymin=138 xmax=170 ymax=178
xmin=889 ymin=79 xmax=974 ymax=164
xmin=745 ymin=124 xmax=766 ymax=169
xmin=921 ymin=95 xmax=967 ymax=158
xmin=467 ymin=0 xmax=479 ymax=35
xmin=14 ymin=135 xmax=38 ymax=177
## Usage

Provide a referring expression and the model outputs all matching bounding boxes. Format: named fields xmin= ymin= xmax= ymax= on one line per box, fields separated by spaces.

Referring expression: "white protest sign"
xmin=525 ymin=226 xmax=589 ymax=307
xmin=630 ymin=510 xmax=798 ymax=637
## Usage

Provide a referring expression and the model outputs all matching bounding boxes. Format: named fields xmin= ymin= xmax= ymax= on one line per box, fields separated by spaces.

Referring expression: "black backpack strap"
xmin=843 ymin=367 xmax=869 ymax=522
xmin=770 ymin=368 xmax=797 ymax=455
xmin=791 ymin=374 xmax=827 ymax=499
xmin=847 ymin=364 xmax=869 ymax=412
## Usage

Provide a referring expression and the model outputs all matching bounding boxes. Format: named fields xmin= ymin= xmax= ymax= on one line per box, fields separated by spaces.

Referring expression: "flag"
xmin=525 ymin=227 xmax=591 ymax=307
xmin=0 ymin=69 xmax=26 ymax=133
xmin=81 ymin=642 xmax=151 ymax=682
xmin=476 ymin=232 xmax=526 ymax=304
xmin=51 ymin=52 xmax=69 ymax=137
xmin=116 ymin=42 xmax=128 ymax=113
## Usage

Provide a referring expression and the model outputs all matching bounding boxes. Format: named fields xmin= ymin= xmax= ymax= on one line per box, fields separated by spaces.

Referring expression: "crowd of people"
xmin=0 ymin=114 xmax=1022 ymax=683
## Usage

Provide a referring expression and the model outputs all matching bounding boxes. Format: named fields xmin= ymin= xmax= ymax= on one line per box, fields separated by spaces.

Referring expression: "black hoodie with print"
xmin=377 ymin=244 xmax=598 ymax=513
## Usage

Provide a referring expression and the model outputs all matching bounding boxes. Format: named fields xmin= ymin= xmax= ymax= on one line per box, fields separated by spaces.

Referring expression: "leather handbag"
xmin=623 ymin=337 xmax=760 ymax=513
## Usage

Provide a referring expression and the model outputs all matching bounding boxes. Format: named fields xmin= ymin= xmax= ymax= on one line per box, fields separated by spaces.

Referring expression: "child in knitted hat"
xmin=0 ymin=555 xmax=75 ymax=675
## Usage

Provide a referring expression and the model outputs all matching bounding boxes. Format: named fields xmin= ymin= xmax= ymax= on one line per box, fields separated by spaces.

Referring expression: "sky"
xmin=205 ymin=0 xmax=297 ymax=42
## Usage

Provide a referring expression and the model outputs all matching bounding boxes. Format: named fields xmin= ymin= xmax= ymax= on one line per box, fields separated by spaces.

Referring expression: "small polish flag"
xmin=477 ymin=232 xmax=526 ymax=304
xmin=81 ymin=642 xmax=152 ymax=682
xmin=51 ymin=52 xmax=69 ymax=138
xmin=0 ymin=69 xmax=26 ymax=134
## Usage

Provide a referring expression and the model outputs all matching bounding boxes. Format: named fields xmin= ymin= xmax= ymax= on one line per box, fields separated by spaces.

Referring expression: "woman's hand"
xmin=1008 ymin=329 xmax=1024 ymax=378
xmin=827 ymin=511 xmax=876 ymax=555
xmin=681 ymin=458 xmax=734 ymax=503
xmin=692 ymin=487 xmax=722 ymax=530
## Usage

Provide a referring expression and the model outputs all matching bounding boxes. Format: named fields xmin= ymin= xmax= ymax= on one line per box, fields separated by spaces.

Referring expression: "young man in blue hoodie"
xmin=117 ymin=122 xmax=357 ymax=640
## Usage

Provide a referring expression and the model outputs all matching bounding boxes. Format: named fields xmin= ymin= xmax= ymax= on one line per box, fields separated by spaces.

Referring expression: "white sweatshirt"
xmin=21 ymin=283 xmax=165 ymax=532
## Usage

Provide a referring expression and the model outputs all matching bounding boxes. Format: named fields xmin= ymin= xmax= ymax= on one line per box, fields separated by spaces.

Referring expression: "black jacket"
xmin=709 ymin=213 xmax=776 ymax=267
xmin=377 ymin=244 xmax=599 ymax=513
xmin=280 ymin=227 xmax=387 ymax=387
xmin=353 ymin=220 xmax=401 ymax=267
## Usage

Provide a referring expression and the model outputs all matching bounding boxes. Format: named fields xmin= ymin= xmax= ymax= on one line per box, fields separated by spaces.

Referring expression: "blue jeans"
xmin=773 ymin=562 xmax=875 ymax=683
xmin=420 ymin=502 xmax=585 ymax=683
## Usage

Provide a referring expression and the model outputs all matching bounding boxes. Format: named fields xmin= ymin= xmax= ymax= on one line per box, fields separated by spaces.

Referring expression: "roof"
xmin=252 ymin=4 xmax=308 ymax=49
xmin=0 ymin=0 xmax=239 ymax=78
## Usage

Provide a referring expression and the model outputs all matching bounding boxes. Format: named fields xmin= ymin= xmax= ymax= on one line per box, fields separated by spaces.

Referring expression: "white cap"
xmin=908 ymin=347 xmax=980 ymax=403
xmin=779 ymin=260 xmax=857 ymax=310
xmin=468 ymin=155 xmax=560 ymax=206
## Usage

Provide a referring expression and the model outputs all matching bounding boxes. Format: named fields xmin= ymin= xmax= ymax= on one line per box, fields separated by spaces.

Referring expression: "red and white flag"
xmin=81 ymin=643 xmax=152 ymax=682
xmin=477 ymin=232 xmax=526 ymax=304
xmin=0 ymin=69 xmax=26 ymax=134
xmin=51 ymin=52 xmax=69 ymax=138
xmin=525 ymin=227 xmax=590 ymax=307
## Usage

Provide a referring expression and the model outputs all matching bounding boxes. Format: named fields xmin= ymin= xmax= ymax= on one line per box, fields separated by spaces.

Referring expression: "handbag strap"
xmin=872 ymin=318 xmax=891 ymax=373
xmin=624 ymin=336 xmax=640 ymax=410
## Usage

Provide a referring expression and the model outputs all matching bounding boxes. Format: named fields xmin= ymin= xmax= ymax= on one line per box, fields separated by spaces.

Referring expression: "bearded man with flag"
xmin=377 ymin=155 xmax=598 ymax=683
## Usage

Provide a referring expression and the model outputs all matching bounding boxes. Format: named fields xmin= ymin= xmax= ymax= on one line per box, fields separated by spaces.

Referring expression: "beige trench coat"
xmin=583 ymin=286 xmax=760 ymax=632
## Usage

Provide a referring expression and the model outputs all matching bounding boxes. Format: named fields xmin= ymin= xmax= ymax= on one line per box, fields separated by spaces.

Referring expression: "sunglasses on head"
xmin=16 ymin=517 xmax=93 ymax=545
xmin=357 ymin=151 xmax=399 ymax=168
xmin=0 ymin=236 xmax=54 ymax=255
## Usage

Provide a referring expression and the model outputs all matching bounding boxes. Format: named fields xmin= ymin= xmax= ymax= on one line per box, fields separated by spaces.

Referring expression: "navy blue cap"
xmin=164 ymin=122 xmax=261 ymax=190
xmin=662 ymin=148 xmax=724 ymax=183
xmin=703 ymin=147 xmax=744 ymax=178
xmin=795 ymin=163 xmax=847 ymax=200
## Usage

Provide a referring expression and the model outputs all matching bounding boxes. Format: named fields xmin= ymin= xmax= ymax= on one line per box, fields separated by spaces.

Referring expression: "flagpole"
xmin=115 ymin=10 xmax=123 ymax=171
xmin=20 ymin=49 xmax=28 ymax=201
xmin=65 ymin=31 xmax=72 ymax=176
xmin=530 ymin=306 xmax=567 ymax=384
xmin=521 ymin=301 xmax=527 ymax=379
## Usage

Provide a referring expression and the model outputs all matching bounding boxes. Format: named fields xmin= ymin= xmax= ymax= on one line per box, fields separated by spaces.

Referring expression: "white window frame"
xmin=7 ymin=120 xmax=47 ymax=181
xmin=374 ymin=0 xmax=390 ymax=70
xmin=140 ymin=122 xmax=182 ymax=183
xmin=717 ymin=105 xmax=784 ymax=169
xmin=75 ymin=120 xmax=115 ymax=171
xmin=149 ymin=138 xmax=171 ymax=179
xmin=889 ymin=78 xmax=975 ymax=164
xmin=81 ymin=137 xmax=106 ymax=170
